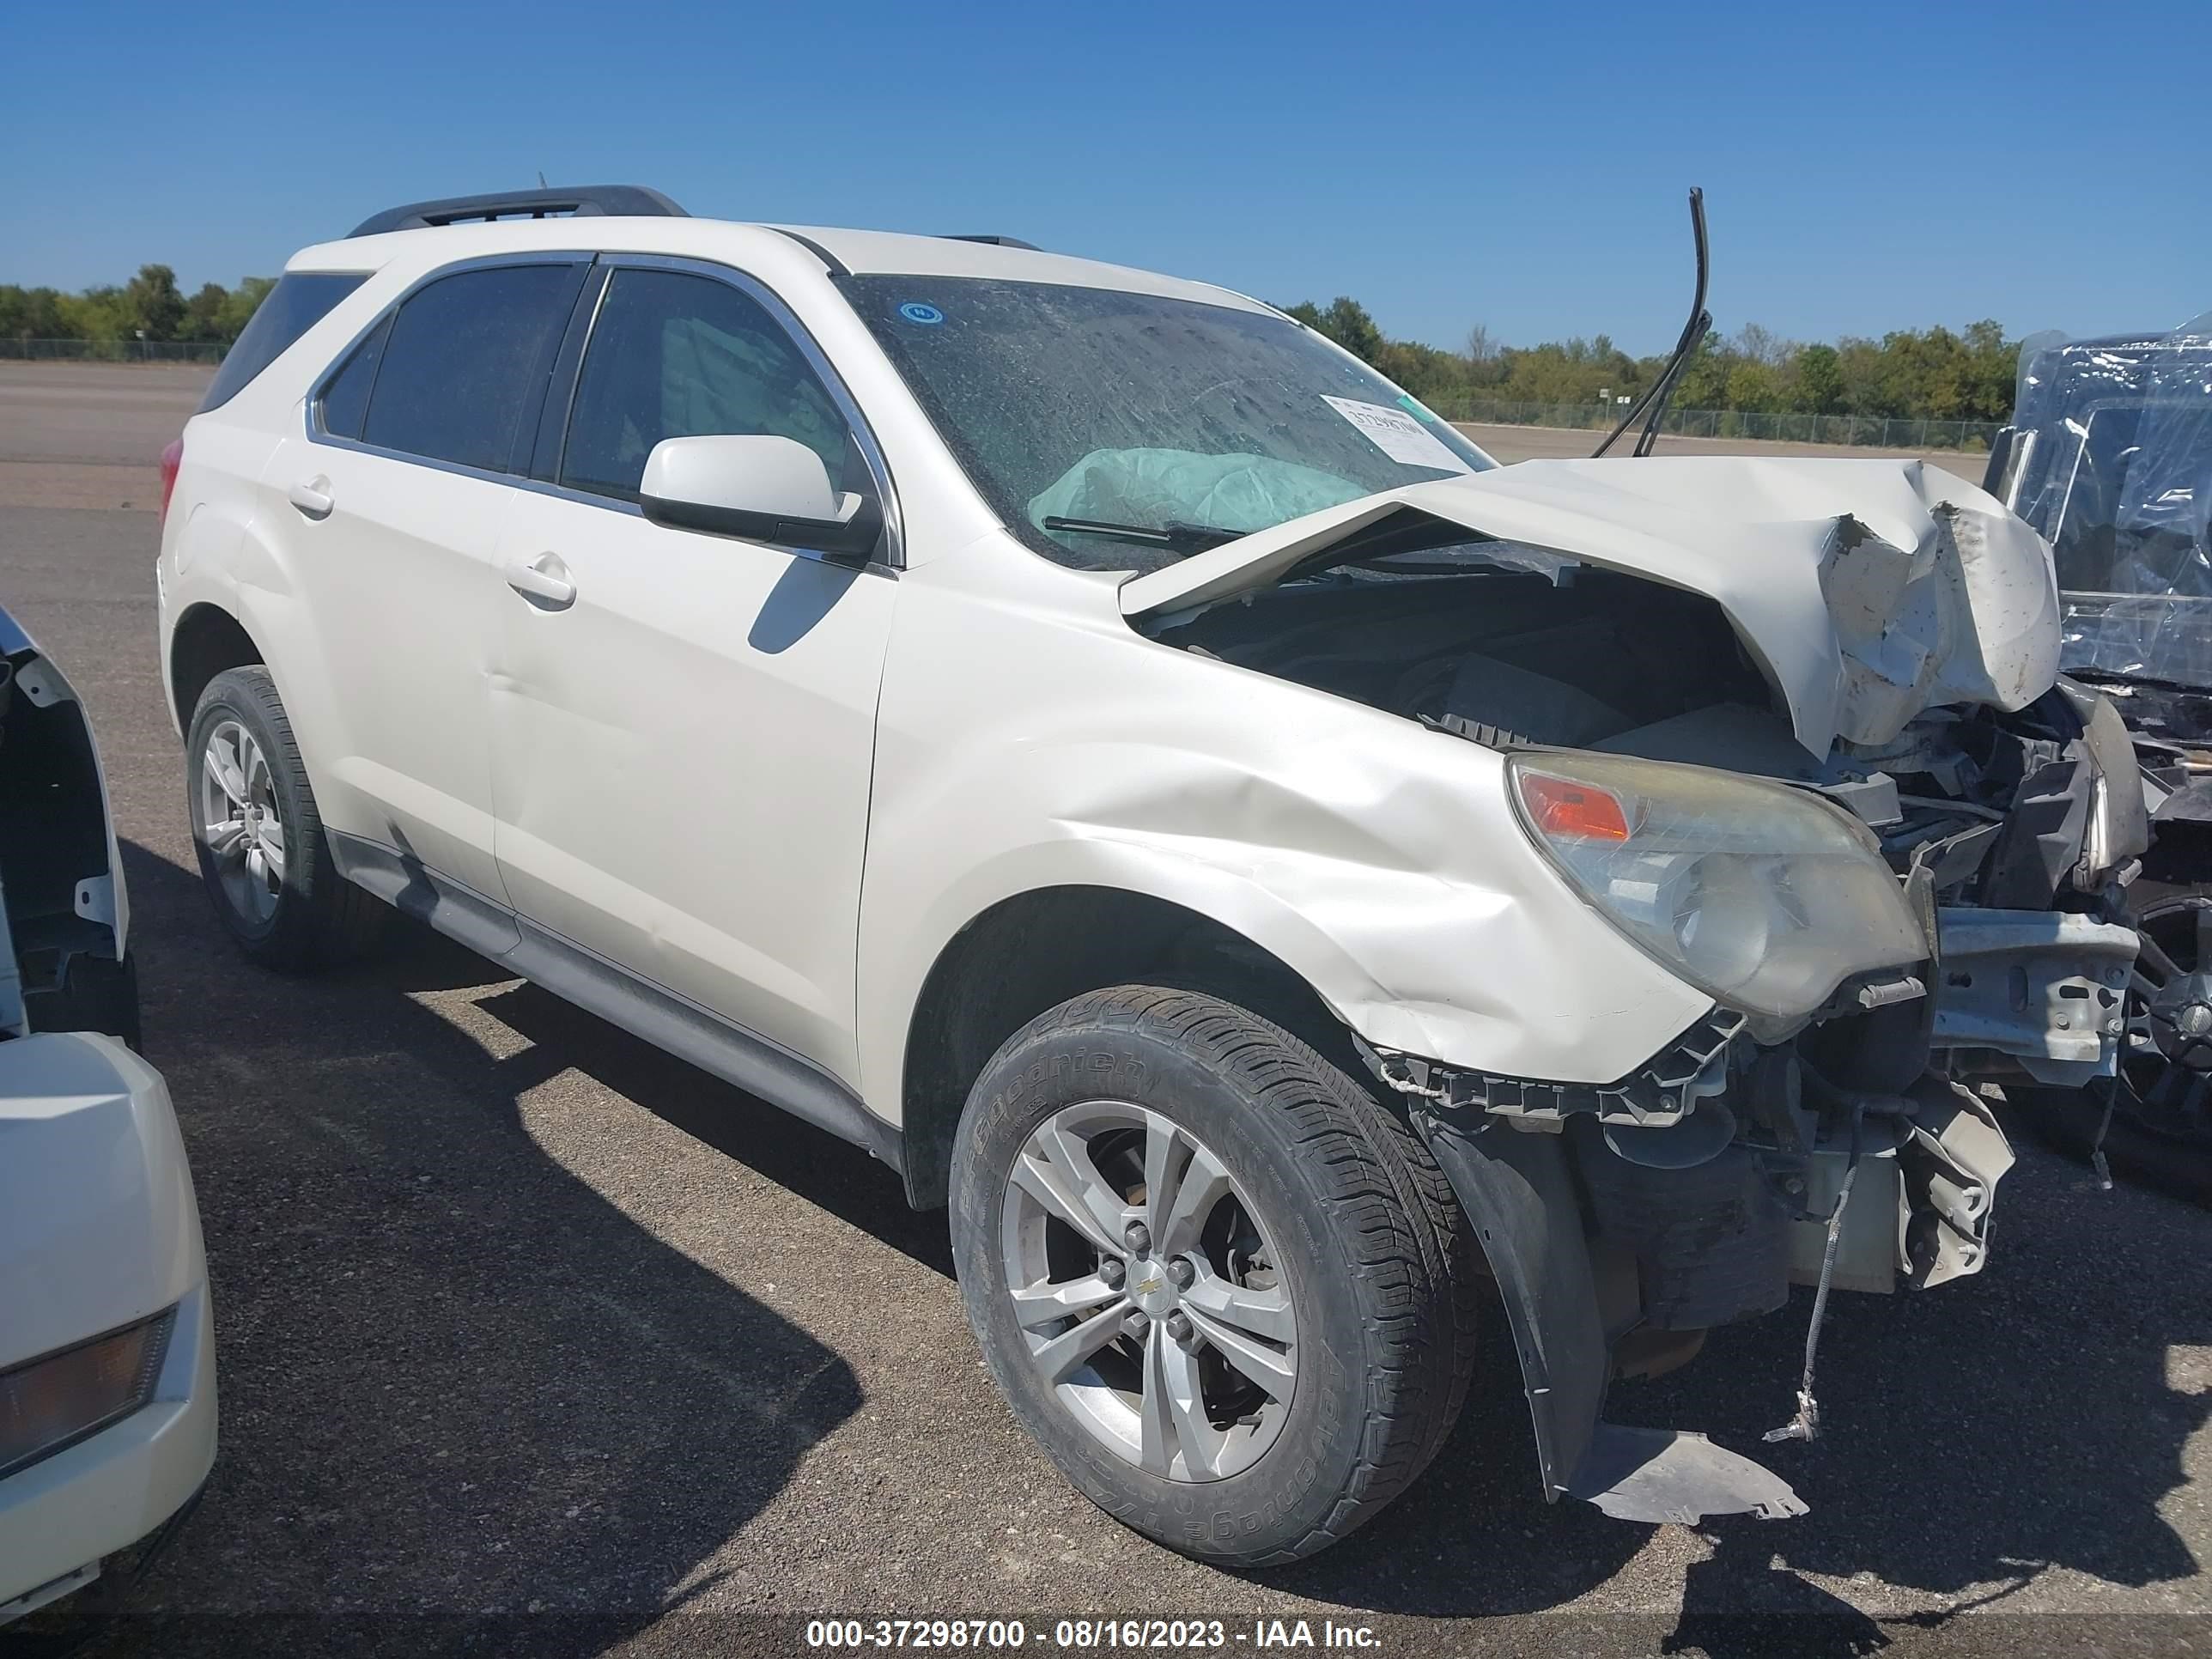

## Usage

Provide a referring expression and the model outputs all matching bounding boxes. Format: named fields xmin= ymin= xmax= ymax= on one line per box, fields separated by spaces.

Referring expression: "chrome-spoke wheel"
xmin=1000 ymin=1100 xmax=1296 ymax=1483
xmin=196 ymin=719 xmax=286 ymax=926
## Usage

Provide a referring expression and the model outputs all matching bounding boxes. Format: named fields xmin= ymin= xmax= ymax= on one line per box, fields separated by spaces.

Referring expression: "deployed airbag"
xmin=1029 ymin=447 xmax=1365 ymax=556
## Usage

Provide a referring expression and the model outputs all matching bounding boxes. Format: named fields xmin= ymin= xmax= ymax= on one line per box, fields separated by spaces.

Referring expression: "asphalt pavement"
xmin=1 ymin=365 xmax=2204 ymax=1657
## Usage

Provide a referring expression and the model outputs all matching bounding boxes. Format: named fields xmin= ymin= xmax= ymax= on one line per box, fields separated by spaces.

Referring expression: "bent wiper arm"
xmin=1042 ymin=516 xmax=1242 ymax=556
xmin=1593 ymin=187 xmax=1712 ymax=459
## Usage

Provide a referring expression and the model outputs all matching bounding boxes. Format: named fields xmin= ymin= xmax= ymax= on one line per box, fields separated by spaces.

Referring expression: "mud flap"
xmin=1412 ymin=1107 xmax=1808 ymax=1524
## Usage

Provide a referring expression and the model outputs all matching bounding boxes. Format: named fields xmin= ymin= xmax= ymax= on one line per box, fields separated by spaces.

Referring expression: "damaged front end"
xmin=1127 ymin=456 xmax=2147 ymax=1525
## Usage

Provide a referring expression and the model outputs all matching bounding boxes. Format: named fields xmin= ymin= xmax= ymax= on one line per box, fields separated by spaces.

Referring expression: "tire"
xmin=185 ymin=666 xmax=383 ymax=971
xmin=951 ymin=984 xmax=1474 ymax=1565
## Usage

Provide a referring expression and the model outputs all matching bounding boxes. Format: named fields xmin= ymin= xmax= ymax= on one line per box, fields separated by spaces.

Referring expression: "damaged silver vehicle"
xmin=157 ymin=186 xmax=2143 ymax=1565
xmin=1987 ymin=318 xmax=2212 ymax=1199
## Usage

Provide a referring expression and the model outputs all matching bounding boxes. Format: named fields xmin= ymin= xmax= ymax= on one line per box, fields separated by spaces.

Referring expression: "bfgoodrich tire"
xmin=951 ymin=984 xmax=1474 ymax=1565
xmin=185 ymin=666 xmax=383 ymax=971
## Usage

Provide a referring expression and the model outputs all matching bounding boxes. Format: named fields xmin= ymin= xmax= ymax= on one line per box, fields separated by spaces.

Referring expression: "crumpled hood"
xmin=1118 ymin=455 xmax=2062 ymax=757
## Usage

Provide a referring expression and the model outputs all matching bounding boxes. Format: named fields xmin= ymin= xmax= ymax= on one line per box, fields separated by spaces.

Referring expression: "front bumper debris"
xmin=1931 ymin=907 xmax=2138 ymax=1084
xmin=1409 ymin=1106 xmax=1808 ymax=1527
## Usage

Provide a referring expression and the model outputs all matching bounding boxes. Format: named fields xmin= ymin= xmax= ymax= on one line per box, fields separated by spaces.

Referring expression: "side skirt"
xmin=329 ymin=832 xmax=904 ymax=1175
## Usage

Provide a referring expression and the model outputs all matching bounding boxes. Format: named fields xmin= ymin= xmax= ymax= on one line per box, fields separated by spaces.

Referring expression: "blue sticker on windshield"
xmin=898 ymin=301 xmax=945 ymax=325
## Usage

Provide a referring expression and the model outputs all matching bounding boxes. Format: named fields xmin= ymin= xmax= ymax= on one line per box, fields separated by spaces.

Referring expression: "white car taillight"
xmin=158 ymin=437 xmax=183 ymax=530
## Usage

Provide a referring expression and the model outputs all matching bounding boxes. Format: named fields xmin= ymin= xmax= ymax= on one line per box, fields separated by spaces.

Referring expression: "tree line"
xmin=1281 ymin=297 xmax=2021 ymax=423
xmin=6 ymin=264 xmax=2020 ymax=424
xmin=0 ymin=264 xmax=274 ymax=346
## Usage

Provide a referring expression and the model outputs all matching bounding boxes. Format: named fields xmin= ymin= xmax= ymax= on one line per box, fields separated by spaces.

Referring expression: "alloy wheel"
xmin=196 ymin=718 xmax=287 ymax=927
xmin=999 ymin=1100 xmax=1297 ymax=1482
xmin=2119 ymin=894 xmax=2212 ymax=1140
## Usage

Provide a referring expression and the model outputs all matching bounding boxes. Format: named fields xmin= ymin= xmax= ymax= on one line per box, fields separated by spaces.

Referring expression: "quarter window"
xmin=197 ymin=271 xmax=366 ymax=413
xmin=560 ymin=268 xmax=855 ymax=502
xmin=358 ymin=263 xmax=584 ymax=472
xmin=318 ymin=314 xmax=390 ymax=441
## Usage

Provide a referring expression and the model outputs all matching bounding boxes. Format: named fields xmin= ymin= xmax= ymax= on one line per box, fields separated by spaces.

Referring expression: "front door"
xmin=489 ymin=262 xmax=897 ymax=1086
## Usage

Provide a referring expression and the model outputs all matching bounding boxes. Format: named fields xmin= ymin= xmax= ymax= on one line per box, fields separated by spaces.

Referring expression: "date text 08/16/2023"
xmin=802 ymin=1618 xmax=1383 ymax=1650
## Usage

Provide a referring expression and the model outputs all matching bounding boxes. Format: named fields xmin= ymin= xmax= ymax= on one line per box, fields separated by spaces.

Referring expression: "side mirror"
xmin=639 ymin=434 xmax=881 ymax=560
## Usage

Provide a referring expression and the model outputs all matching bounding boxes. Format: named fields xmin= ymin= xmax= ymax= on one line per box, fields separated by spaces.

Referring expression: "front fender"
xmin=856 ymin=556 xmax=1712 ymax=1121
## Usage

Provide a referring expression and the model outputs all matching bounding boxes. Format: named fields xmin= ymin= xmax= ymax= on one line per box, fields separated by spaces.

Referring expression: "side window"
xmin=317 ymin=313 xmax=390 ymax=441
xmin=559 ymin=268 xmax=855 ymax=502
xmin=198 ymin=272 xmax=366 ymax=413
xmin=359 ymin=263 xmax=583 ymax=472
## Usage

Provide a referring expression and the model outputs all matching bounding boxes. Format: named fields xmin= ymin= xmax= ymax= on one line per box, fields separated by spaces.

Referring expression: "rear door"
xmin=262 ymin=257 xmax=589 ymax=905
xmin=489 ymin=259 xmax=898 ymax=1084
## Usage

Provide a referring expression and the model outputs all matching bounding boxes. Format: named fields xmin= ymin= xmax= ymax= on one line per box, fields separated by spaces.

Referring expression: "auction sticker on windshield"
xmin=1323 ymin=395 xmax=1474 ymax=474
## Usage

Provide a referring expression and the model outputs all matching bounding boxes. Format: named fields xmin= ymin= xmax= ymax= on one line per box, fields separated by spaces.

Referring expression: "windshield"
xmin=844 ymin=276 xmax=1496 ymax=573
xmin=2007 ymin=337 xmax=2212 ymax=687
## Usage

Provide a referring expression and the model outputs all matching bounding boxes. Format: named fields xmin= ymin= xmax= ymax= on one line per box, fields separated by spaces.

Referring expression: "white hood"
xmin=1118 ymin=456 xmax=2063 ymax=757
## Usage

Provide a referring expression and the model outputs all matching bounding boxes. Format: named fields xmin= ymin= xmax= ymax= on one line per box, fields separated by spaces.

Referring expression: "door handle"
xmin=289 ymin=477 xmax=334 ymax=520
xmin=506 ymin=552 xmax=577 ymax=611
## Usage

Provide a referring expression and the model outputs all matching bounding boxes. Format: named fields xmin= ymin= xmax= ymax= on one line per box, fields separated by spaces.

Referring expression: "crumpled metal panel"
xmin=1930 ymin=906 xmax=2137 ymax=1067
xmin=1118 ymin=457 xmax=2059 ymax=757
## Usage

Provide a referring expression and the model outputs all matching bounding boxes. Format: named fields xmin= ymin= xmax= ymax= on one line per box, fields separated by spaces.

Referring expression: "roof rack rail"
xmin=939 ymin=234 xmax=1042 ymax=252
xmin=348 ymin=185 xmax=688 ymax=240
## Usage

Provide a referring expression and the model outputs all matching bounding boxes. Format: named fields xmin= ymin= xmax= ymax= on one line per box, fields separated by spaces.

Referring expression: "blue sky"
xmin=5 ymin=0 xmax=2206 ymax=354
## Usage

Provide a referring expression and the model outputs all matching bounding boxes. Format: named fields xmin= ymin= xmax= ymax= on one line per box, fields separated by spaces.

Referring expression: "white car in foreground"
xmin=0 ymin=607 xmax=216 ymax=1624
xmin=155 ymin=186 xmax=2137 ymax=1564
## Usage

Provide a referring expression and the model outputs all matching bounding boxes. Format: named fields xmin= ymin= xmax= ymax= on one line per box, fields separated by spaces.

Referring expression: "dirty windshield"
xmin=2005 ymin=331 xmax=2212 ymax=688
xmin=845 ymin=276 xmax=1499 ymax=574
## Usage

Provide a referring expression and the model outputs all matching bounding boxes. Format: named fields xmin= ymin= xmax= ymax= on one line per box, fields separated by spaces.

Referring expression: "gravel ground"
xmin=0 ymin=365 xmax=2205 ymax=1658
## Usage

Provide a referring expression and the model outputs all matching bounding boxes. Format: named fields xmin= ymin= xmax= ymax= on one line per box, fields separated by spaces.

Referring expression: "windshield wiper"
xmin=2067 ymin=665 xmax=2211 ymax=696
xmin=1042 ymin=516 xmax=1243 ymax=556
xmin=1593 ymin=186 xmax=1712 ymax=459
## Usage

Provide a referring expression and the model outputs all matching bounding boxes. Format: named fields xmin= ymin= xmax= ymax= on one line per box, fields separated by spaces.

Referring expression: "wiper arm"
xmin=1593 ymin=186 xmax=1712 ymax=459
xmin=1042 ymin=516 xmax=1243 ymax=556
xmin=2068 ymin=665 xmax=2209 ymax=696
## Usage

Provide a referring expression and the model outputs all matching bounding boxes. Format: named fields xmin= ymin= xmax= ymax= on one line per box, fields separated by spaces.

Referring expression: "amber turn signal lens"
xmin=0 ymin=1310 xmax=173 ymax=1480
xmin=1516 ymin=770 xmax=1632 ymax=842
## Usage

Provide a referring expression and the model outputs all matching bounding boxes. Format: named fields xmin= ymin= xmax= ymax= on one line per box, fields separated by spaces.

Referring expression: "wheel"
xmin=185 ymin=666 xmax=383 ymax=970
xmin=951 ymin=984 xmax=1474 ymax=1565
xmin=2009 ymin=884 xmax=2212 ymax=1206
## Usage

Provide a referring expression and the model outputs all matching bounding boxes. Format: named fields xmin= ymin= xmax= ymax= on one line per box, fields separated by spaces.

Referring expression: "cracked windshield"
xmin=847 ymin=276 xmax=1496 ymax=572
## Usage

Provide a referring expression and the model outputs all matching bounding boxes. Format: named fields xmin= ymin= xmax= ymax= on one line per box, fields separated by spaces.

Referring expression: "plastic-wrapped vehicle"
xmin=0 ymin=606 xmax=216 ymax=1626
xmin=156 ymin=185 xmax=2143 ymax=1561
xmin=1987 ymin=320 xmax=2212 ymax=1197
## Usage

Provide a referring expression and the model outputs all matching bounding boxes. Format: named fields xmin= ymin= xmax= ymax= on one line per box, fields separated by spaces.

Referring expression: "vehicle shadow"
xmin=39 ymin=848 xmax=2208 ymax=1653
xmin=1261 ymin=1141 xmax=2210 ymax=1648
xmin=48 ymin=842 xmax=875 ymax=1656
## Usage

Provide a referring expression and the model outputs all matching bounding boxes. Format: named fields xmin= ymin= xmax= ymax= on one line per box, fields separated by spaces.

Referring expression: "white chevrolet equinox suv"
xmin=156 ymin=185 xmax=2144 ymax=1565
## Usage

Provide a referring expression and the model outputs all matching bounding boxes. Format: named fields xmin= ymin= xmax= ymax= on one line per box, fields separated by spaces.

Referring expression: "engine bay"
xmin=1146 ymin=562 xmax=2142 ymax=915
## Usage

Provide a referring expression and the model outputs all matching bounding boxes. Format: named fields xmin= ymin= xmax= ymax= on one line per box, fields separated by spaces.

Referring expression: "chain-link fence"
xmin=0 ymin=340 xmax=2005 ymax=450
xmin=0 ymin=337 xmax=228 ymax=364
xmin=1433 ymin=396 xmax=2002 ymax=452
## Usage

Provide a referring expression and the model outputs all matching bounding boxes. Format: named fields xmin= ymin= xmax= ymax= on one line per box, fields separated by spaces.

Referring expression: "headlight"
xmin=1508 ymin=751 xmax=1926 ymax=1020
xmin=0 ymin=1309 xmax=173 ymax=1480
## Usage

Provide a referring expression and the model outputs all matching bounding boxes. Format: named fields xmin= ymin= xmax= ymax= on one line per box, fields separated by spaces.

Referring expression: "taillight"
xmin=158 ymin=437 xmax=184 ymax=528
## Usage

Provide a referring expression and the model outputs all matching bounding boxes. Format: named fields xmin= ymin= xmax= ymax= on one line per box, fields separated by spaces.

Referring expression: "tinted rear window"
xmin=198 ymin=272 xmax=366 ymax=412
xmin=360 ymin=263 xmax=583 ymax=472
